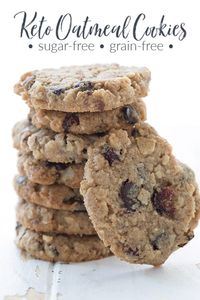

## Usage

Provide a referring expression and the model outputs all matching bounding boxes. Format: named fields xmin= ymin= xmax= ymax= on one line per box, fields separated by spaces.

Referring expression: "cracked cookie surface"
xmin=14 ymin=64 xmax=150 ymax=112
xmin=16 ymin=224 xmax=111 ymax=262
xmin=80 ymin=122 xmax=200 ymax=265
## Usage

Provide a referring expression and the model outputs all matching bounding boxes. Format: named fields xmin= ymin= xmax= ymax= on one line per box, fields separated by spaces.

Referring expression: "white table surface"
xmin=1 ymin=227 xmax=200 ymax=300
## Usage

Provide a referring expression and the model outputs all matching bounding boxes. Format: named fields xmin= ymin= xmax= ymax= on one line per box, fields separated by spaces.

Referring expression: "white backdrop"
xmin=0 ymin=0 xmax=200 ymax=299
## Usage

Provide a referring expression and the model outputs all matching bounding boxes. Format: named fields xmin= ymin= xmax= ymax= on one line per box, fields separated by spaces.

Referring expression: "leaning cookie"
xmin=14 ymin=175 xmax=85 ymax=211
xmin=80 ymin=122 xmax=200 ymax=266
xmin=16 ymin=224 xmax=111 ymax=262
xmin=16 ymin=200 xmax=95 ymax=235
xmin=17 ymin=153 xmax=84 ymax=188
xmin=14 ymin=64 xmax=150 ymax=112
xmin=29 ymin=99 xmax=146 ymax=134
xmin=12 ymin=119 xmax=98 ymax=164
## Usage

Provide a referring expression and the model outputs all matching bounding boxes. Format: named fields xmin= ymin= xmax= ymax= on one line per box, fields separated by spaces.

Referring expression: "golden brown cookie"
xmin=12 ymin=119 xmax=97 ymax=164
xmin=29 ymin=99 xmax=146 ymax=134
xmin=16 ymin=200 xmax=95 ymax=235
xmin=17 ymin=153 xmax=84 ymax=188
xmin=14 ymin=64 xmax=150 ymax=112
xmin=81 ymin=122 xmax=200 ymax=266
xmin=14 ymin=175 xmax=85 ymax=211
xmin=16 ymin=224 xmax=111 ymax=262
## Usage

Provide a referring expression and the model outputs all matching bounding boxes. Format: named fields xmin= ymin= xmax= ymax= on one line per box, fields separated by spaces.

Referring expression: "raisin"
xmin=23 ymin=76 xmax=36 ymax=90
xmin=44 ymin=161 xmax=69 ymax=171
xmin=73 ymin=81 xmax=94 ymax=92
xmin=121 ymin=105 xmax=139 ymax=125
xmin=120 ymin=180 xmax=140 ymax=212
xmin=151 ymin=186 xmax=175 ymax=218
xmin=16 ymin=176 xmax=27 ymax=185
xmin=62 ymin=114 xmax=79 ymax=132
xmin=103 ymin=145 xmax=120 ymax=166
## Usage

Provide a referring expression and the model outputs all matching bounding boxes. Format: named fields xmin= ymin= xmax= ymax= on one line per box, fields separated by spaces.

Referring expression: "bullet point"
xmin=169 ymin=44 xmax=173 ymax=49
xmin=29 ymin=44 xmax=33 ymax=49
xmin=100 ymin=44 xmax=104 ymax=49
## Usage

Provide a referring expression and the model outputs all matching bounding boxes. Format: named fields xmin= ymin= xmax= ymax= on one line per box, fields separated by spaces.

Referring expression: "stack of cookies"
xmin=12 ymin=64 xmax=150 ymax=263
xmin=13 ymin=64 xmax=200 ymax=266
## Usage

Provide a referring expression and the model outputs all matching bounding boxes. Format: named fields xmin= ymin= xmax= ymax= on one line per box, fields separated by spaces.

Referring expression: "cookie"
xmin=29 ymin=99 xmax=146 ymax=134
xmin=16 ymin=224 xmax=111 ymax=262
xmin=13 ymin=120 xmax=97 ymax=164
xmin=12 ymin=119 xmax=37 ymax=154
xmin=14 ymin=175 xmax=85 ymax=211
xmin=80 ymin=123 xmax=200 ymax=266
xmin=14 ymin=64 xmax=150 ymax=113
xmin=17 ymin=153 xmax=84 ymax=188
xmin=16 ymin=200 xmax=95 ymax=235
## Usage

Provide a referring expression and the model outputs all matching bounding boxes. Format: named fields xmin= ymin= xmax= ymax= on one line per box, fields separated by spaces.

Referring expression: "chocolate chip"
xmin=16 ymin=176 xmax=27 ymax=185
xmin=82 ymin=148 xmax=87 ymax=154
xmin=23 ymin=76 xmax=36 ymax=90
xmin=151 ymin=186 xmax=175 ymax=218
xmin=73 ymin=81 xmax=94 ymax=92
xmin=103 ymin=145 xmax=120 ymax=166
xmin=44 ymin=161 xmax=69 ymax=171
xmin=49 ymin=246 xmax=59 ymax=257
xmin=121 ymin=105 xmax=139 ymax=125
xmin=52 ymin=87 xmax=66 ymax=95
xmin=27 ymin=113 xmax=32 ymax=123
xmin=120 ymin=180 xmax=140 ymax=212
xmin=125 ymin=246 xmax=139 ymax=256
xmin=187 ymin=231 xmax=194 ymax=241
xmin=131 ymin=128 xmax=140 ymax=138
xmin=15 ymin=222 xmax=21 ymax=231
xmin=34 ymin=184 xmax=41 ymax=192
xmin=63 ymin=196 xmax=83 ymax=204
xmin=151 ymin=232 xmax=168 ymax=250
xmin=22 ymin=135 xmax=29 ymax=143
xmin=37 ymin=240 xmax=45 ymax=252
xmin=62 ymin=114 xmax=79 ymax=132
xmin=95 ymin=132 xmax=107 ymax=137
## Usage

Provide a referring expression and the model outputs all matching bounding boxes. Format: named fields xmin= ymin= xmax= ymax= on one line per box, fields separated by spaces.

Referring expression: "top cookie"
xmin=14 ymin=64 xmax=150 ymax=113
xmin=80 ymin=123 xmax=200 ymax=266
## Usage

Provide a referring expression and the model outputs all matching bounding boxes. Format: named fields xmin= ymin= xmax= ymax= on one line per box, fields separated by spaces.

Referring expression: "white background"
xmin=0 ymin=0 xmax=200 ymax=299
